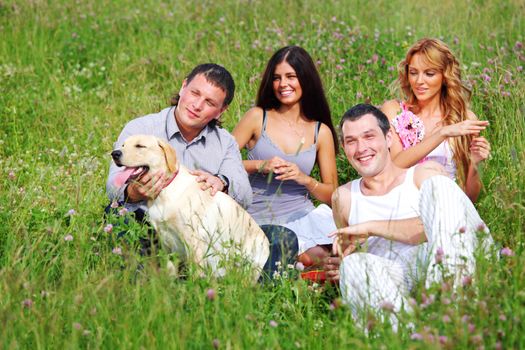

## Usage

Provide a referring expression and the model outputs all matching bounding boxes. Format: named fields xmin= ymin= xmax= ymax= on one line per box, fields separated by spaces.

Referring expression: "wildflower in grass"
xmin=453 ymin=37 xmax=460 ymax=45
xmin=269 ymin=320 xmax=278 ymax=327
xmin=468 ymin=323 xmax=476 ymax=332
xmin=104 ymin=224 xmax=113 ymax=233
xmin=442 ymin=297 xmax=451 ymax=305
xmin=379 ymin=300 xmax=394 ymax=312
xmin=471 ymin=334 xmax=482 ymax=344
xmin=442 ymin=314 xmax=451 ymax=323
xmin=495 ymin=341 xmax=503 ymax=350
xmin=371 ymin=54 xmax=379 ymax=64
xmin=410 ymin=333 xmax=423 ymax=340
xmin=388 ymin=66 xmax=395 ymax=71
xmin=64 ymin=234 xmax=74 ymax=241
xmin=110 ymin=201 xmax=119 ymax=208
xmin=295 ymin=262 xmax=304 ymax=271
xmin=73 ymin=322 xmax=82 ymax=330
xmin=515 ymin=41 xmax=523 ymax=50
xmin=439 ymin=335 xmax=448 ymax=345
xmin=8 ymin=171 xmax=15 ymax=180
xmin=500 ymin=247 xmax=514 ymax=256
xmin=441 ymin=282 xmax=451 ymax=292
xmin=499 ymin=314 xmax=507 ymax=321
xmin=212 ymin=339 xmax=220 ymax=349
xmin=112 ymin=247 xmax=122 ymax=255
xmin=118 ymin=207 xmax=128 ymax=216
xmin=481 ymin=74 xmax=491 ymax=82
xmin=462 ymin=275 xmax=472 ymax=286
xmin=408 ymin=297 xmax=417 ymax=307
xmin=22 ymin=299 xmax=33 ymax=308
xmin=435 ymin=247 xmax=444 ymax=264
xmin=67 ymin=209 xmax=76 ymax=216
xmin=356 ymin=92 xmax=363 ymax=99
xmin=477 ymin=223 xmax=487 ymax=232
xmin=336 ymin=64 xmax=343 ymax=70
xmin=518 ymin=66 xmax=523 ymax=72
xmin=207 ymin=288 xmax=216 ymax=301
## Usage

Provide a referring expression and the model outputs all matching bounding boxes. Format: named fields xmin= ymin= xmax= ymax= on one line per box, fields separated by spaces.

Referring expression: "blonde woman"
xmin=382 ymin=38 xmax=491 ymax=202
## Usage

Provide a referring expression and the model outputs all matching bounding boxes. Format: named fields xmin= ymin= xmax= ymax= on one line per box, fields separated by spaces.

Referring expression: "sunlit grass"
xmin=1 ymin=0 xmax=524 ymax=348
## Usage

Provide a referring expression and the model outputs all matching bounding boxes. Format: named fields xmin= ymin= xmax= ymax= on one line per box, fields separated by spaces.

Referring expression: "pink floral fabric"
xmin=391 ymin=102 xmax=425 ymax=150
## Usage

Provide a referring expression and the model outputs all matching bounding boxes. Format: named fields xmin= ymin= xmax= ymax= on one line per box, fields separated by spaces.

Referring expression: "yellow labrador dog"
xmin=111 ymin=134 xmax=269 ymax=280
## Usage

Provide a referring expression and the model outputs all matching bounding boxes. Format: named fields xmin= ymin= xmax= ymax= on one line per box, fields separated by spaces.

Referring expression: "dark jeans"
xmin=260 ymin=225 xmax=299 ymax=279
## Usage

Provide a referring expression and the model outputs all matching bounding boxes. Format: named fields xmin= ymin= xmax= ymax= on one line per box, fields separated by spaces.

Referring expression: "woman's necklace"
xmin=282 ymin=116 xmax=306 ymax=146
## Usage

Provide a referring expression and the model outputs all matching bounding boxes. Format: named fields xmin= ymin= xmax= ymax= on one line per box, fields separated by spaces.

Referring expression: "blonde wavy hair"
xmin=397 ymin=38 xmax=472 ymax=189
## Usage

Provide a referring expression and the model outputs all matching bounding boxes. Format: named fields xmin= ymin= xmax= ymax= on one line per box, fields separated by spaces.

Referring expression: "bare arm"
xmin=232 ymin=107 xmax=263 ymax=174
xmin=464 ymin=111 xmax=491 ymax=202
xmin=381 ymin=100 xmax=489 ymax=168
xmin=308 ymin=124 xmax=338 ymax=204
xmin=330 ymin=217 xmax=426 ymax=256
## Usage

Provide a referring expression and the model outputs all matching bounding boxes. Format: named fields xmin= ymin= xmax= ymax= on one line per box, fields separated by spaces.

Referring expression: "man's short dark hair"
xmin=339 ymin=104 xmax=391 ymax=141
xmin=186 ymin=63 xmax=235 ymax=106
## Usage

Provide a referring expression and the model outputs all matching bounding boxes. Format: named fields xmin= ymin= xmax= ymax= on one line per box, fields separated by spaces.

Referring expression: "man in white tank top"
xmin=326 ymin=104 xmax=493 ymax=328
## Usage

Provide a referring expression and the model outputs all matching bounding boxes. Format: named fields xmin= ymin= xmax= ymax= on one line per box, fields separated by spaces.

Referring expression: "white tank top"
xmin=348 ymin=166 xmax=420 ymax=260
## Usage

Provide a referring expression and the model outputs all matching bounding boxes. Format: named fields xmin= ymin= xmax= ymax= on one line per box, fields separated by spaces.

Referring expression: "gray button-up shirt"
xmin=106 ymin=106 xmax=252 ymax=213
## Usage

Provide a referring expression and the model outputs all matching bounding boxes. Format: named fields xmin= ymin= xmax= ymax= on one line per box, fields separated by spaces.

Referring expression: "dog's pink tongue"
xmin=114 ymin=167 xmax=140 ymax=188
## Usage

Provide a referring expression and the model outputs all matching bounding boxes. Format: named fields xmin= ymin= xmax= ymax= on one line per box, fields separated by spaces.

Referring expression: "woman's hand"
xmin=258 ymin=156 xmax=286 ymax=174
xmin=440 ymin=120 xmax=488 ymax=138
xmin=329 ymin=223 xmax=370 ymax=257
xmin=470 ymin=136 xmax=491 ymax=166
xmin=273 ymin=160 xmax=308 ymax=185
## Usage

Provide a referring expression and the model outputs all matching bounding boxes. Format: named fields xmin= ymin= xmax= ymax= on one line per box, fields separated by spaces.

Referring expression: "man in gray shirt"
xmin=106 ymin=63 xmax=298 ymax=275
xmin=107 ymin=63 xmax=252 ymax=217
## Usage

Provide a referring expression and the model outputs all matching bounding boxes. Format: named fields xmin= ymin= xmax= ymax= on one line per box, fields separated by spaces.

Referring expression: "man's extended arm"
xmin=216 ymin=135 xmax=253 ymax=208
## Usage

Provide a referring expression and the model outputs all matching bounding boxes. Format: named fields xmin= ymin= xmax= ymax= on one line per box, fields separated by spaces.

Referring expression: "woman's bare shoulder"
xmin=381 ymin=99 xmax=402 ymax=118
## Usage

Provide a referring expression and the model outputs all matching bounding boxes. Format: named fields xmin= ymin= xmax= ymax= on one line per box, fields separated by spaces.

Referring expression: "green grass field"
xmin=1 ymin=0 xmax=524 ymax=348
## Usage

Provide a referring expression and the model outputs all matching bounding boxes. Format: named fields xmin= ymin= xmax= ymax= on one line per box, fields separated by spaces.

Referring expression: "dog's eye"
xmin=135 ymin=144 xmax=146 ymax=148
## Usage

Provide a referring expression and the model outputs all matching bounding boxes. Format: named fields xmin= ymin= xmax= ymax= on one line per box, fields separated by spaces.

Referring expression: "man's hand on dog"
xmin=190 ymin=170 xmax=225 ymax=196
xmin=126 ymin=170 xmax=168 ymax=202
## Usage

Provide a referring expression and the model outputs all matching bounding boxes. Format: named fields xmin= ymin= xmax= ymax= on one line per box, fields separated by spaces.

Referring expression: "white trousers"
xmin=339 ymin=176 xmax=493 ymax=319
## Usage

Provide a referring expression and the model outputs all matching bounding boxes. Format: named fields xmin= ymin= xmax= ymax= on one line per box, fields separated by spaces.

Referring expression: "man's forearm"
xmin=367 ymin=217 xmax=426 ymax=245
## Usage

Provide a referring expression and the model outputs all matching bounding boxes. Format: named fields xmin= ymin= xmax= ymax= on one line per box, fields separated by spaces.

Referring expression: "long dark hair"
xmin=256 ymin=46 xmax=338 ymax=152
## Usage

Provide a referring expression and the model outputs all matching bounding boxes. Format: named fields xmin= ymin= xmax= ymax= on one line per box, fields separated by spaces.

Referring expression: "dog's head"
xmin=111 ymin=135 xmax=178 ymax=188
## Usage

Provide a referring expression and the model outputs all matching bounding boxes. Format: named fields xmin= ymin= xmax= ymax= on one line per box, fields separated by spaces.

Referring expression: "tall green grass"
xmin=1 ymin=0 xmax=524 ymax=348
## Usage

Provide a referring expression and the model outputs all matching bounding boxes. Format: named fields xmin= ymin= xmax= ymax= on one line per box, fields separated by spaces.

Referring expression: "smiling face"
xmin=341 ymin=114 xmax=392 ymax=178
xmin=272 ymin=61 xmax=303 ymax=106
xmin=175 ymin=74 xmax=228 ymax=141
xmin=408 ymin=53 xmax=444 ymax=103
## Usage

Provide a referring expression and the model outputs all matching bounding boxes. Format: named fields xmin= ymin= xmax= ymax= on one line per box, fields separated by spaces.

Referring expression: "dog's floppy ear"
xmin=158 ymin=139 xmax=178 ymax=173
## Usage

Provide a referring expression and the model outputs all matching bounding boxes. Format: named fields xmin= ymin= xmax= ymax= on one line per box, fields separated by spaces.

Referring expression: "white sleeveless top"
xmin=349 ymin=167 xmax=420 ymax=260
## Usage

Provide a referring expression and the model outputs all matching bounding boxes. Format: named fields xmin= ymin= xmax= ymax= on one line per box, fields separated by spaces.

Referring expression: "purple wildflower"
xmin=207 ymin=288 xmax=216 ymax=301
xmin=500 ymin=247 xmax=514 ymax=256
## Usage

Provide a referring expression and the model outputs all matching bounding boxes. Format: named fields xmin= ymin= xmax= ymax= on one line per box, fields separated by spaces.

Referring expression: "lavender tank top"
xmin=247 ymin=110 xmax=320 ymax=225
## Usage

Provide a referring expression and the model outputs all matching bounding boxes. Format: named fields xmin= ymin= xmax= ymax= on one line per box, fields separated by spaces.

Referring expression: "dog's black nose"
xmin=111 ymin=150 xmax=122 ymax=161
